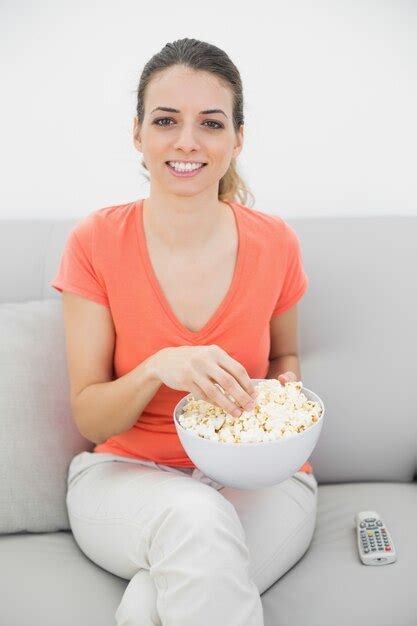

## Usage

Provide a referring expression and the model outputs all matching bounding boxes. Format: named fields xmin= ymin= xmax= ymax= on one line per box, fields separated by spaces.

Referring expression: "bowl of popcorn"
xmin=173 ymin=379 xmax=324 ymax=490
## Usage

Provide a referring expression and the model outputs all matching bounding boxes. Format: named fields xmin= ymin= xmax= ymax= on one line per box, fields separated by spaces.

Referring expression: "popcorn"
xmin=177 ymin=379 xmax=322 ymax=444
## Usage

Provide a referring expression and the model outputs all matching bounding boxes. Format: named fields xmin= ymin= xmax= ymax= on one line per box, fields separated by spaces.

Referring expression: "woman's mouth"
xmin=165 ymin=161 xmax=207 ymax=178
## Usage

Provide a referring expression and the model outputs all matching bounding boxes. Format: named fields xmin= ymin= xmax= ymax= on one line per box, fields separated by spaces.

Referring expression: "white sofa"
xmin=0 ymin=214 xmax=416 ymax=626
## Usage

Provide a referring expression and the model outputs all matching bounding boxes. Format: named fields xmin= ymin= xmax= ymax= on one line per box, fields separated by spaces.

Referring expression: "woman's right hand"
xmin=148 ymin=345 xmax=257 ymax=417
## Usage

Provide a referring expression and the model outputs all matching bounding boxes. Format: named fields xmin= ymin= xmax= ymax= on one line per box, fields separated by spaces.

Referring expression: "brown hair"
xmin=135 ymin=38 xmax=255 ymax=207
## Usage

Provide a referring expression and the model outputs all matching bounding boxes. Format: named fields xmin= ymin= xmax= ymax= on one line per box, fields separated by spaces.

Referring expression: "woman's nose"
xmin=173 ymin=126 xmax=201 ymax=151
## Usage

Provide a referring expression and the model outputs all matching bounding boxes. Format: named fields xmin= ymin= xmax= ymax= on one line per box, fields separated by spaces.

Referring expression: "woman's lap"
xmin=219 ymin=470 xmax=317 ymax=592
xmin=66 ymin=451 xmax=318 ymax=594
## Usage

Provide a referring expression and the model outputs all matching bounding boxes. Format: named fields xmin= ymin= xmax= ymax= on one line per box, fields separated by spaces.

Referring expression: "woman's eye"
xmin=153 ymin=118 xmax=174 ymax=127
xmin=204 ymin=120 xmax=223 ymax=129
xmin=153 ymin=118 xmax=223 ymax=129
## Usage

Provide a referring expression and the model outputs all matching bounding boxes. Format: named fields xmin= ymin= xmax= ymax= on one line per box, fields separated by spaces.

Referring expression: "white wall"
xmin=1 ymin=0 xmax=415 ymax=219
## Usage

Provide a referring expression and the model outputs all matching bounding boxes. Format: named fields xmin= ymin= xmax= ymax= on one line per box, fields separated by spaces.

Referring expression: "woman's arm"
xmin=61 ymin=291 xmax=163 ymax=445
xmin=266 ymin=355 xmax=301 ymax=382
xmin=267 ymin=303 xmax=302 ymax=382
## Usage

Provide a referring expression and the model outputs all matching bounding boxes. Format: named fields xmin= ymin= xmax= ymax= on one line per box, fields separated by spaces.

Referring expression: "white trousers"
xmin=66 ymin=451 xmax=318 ymax=626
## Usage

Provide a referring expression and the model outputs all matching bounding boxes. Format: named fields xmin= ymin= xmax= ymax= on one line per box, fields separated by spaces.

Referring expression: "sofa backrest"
xmin=1 ymin=215 xmax=416 ymax=534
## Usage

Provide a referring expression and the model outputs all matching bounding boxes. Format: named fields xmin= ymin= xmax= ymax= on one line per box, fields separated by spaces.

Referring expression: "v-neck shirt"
xmin=138 ymin=199 xmax=247 ymax=342
xmin=51 ymin=197 xmax=312 ymax=472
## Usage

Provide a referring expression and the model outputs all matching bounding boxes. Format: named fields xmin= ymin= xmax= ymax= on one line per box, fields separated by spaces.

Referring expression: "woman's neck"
xmin=142 ymin=195 xmax=230 ymax=251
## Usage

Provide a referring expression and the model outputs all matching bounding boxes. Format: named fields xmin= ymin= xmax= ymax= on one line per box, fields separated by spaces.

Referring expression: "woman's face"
xmin=133 ymin=65 xmax=243 ymax=197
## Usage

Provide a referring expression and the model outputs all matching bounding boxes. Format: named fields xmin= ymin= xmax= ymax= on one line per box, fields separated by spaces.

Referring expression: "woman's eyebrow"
xmin=150 ymin=106 xmax=228 ymax=118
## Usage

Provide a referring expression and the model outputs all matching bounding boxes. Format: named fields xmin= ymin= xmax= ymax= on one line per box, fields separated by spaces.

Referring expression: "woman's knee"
xmin=170 ymin=484 xmax=241 ymax=528
xmin=252 ymin=505 xmax=317 ymax=594
xmin=150 ymin=483 xmax=246 ymax=550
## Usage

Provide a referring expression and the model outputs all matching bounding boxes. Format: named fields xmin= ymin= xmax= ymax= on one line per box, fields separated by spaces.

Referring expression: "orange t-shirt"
xmin=51 ymin=197 xmax=313 ymax=473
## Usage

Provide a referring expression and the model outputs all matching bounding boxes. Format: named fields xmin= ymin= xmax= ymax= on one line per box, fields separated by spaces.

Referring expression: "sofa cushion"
xmin=0 ymin=481 xmax=415 ymax=626
xmin=0 ymin=299 xmax=93 ymax=535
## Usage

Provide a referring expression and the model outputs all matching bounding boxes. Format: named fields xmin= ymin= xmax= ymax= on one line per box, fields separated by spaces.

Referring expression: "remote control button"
xmin=364 ymin=548 xmax=369 ymax=553
xmin=364 ymin=518 xmax=376 ymax=522
xmin=377 ymin=521 xmax=383 ymax=526
xmin=385 ymin=547 xmax=392 ymax=551
xmin=360 ymin=522 xmax=366 ymax=528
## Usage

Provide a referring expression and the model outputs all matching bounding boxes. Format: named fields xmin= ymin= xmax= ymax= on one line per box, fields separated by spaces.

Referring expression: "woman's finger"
xmin=278 ymin=371 xmax=298 ymax=382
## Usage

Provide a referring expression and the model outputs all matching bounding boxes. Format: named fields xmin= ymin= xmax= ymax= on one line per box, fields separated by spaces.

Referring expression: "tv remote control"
xmin=355 ymin=510 xmax=397 ymax=565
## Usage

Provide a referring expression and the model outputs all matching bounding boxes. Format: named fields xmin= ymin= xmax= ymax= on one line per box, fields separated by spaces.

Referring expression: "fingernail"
xmin=233 ymin=409 xmax=241 ymax=417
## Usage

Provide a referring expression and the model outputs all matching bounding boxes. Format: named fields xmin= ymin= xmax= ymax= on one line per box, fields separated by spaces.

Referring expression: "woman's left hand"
xmin=277 ymin=371 xmax=298 ymax=384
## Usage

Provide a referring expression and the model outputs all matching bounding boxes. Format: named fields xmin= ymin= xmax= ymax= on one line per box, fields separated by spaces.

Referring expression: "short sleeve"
xmin=271 ymin=222 xmax=309 ymax=316
xmin=50 ymin=215 xmax=110 ymax=307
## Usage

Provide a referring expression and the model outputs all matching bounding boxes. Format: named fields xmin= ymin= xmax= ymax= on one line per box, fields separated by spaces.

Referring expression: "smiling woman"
xmin=132 ymin=39 xmax=254 ymax=208
xmin=52 ymin=37 xmax=315 ymax=626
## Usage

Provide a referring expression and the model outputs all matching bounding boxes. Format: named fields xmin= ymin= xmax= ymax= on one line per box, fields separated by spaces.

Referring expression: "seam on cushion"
xmin=251 ymin=505 xmax=317 ymax=581
xmin=43 ymin=223 xmax=55 ymax=298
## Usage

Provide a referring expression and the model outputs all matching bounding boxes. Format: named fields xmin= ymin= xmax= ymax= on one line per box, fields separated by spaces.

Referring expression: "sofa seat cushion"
xmin=1 ymin=482 xmax=415 ymax=626
xmin=262 ymin=480 xmax=417 ymax=625
xmin=0 ymin=530 xmax=126 ymax=626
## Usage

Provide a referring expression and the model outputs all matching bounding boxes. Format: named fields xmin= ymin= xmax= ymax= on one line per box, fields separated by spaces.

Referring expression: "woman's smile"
xmin=165 ymin=161 xmax=208 ymax=178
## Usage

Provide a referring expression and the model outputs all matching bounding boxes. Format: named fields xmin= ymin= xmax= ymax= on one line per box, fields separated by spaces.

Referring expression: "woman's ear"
xmin=232 ymin=124 xmax=244 ymax=159
xmin=133 ymin=117 xmax=142 ymax=152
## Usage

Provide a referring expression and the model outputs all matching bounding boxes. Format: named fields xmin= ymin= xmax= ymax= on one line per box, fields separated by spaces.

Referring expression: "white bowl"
xmin=173 ymin=379 xmax=324 ymax=490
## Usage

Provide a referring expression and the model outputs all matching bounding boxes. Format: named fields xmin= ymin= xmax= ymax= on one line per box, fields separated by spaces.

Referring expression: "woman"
xmin=51 ymin=38 xmax=317 ymax=626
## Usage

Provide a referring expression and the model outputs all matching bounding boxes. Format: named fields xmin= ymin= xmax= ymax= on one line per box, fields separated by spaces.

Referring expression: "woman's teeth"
xmin=167 ymin=161 xmax=205 ymax=172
